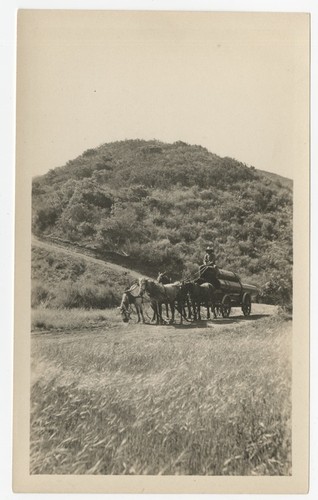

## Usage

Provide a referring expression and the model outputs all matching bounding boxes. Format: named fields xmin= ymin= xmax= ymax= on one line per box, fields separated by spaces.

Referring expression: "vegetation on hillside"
xmin=32 ymin=139 xmax=293 ymax=309
xmin=32 ymin=246 xmax=134 ymax=309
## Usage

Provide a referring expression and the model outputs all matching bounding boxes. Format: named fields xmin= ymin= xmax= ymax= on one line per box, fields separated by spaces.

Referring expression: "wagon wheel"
xmin=221 ymin=295 xmax=231 ymax=318
xmin=242 ymin=293 xmax=251 ymax=317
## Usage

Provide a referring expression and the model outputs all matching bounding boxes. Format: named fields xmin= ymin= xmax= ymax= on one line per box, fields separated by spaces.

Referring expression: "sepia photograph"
xmin=12 ymin=8 xmax=310 ymax=494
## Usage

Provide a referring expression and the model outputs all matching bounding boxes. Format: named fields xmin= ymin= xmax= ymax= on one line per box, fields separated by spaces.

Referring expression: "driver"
xmin=203 ymin=246 xmax=216 ymax=266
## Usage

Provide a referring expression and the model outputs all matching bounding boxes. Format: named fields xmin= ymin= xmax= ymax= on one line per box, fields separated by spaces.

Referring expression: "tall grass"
xmin=31 ymin=282 xmax=121 ymax=309
xmin=30 ymin=314 xmax=291 ymax=475
xmin=31 ymin=245 xmax=133 ymax=309
xmin=31 ymin=308 xmax=121 ymax=331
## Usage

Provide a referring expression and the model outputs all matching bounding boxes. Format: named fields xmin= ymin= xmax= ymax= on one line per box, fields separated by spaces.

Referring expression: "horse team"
xmin=119 ymin=271 xmax=218 ymax=324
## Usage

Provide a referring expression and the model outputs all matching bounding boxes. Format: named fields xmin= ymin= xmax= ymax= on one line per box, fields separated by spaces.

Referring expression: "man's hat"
xmin=206 ymin=246 xmax=214 ymax=252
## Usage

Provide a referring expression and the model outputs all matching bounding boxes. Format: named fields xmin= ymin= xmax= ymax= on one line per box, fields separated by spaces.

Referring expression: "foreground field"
xmin=30 ymin=306 xmax=292 ymax=475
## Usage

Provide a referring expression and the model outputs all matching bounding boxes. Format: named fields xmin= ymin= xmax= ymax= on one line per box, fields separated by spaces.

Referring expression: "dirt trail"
xmin=119 ymin=303 xmax=279 ymax=334
xmin=32 ymin=236 xmax=148 ymax=280
xmin=32 ymin=303 xmax=279 ymax=337
xmin=31 ymin=237 xmax=280 ymax=335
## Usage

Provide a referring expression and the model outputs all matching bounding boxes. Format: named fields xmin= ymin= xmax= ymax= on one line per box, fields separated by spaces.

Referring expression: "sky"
xmin=17 ymin=10 xmax=309 ymax=179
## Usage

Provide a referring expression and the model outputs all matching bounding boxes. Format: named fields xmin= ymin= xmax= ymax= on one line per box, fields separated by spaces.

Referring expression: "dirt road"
xmin=31 ymin=236 xmax=279 ymax=333
xmin=32 ymin=236 xmax=148 ymax=280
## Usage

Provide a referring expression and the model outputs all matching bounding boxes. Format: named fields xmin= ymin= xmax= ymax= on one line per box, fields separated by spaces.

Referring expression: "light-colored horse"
xmin=157 ymin=272 xmax=192 ymax=320
xmin=139 ymin=277 xmax=183 ymax=324
xmin=118 ymin=283 xmax=145 ymax=323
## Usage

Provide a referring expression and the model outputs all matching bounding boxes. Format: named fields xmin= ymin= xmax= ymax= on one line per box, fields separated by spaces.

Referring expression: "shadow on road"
xmin=173 ymin=321 xmax=209 ymax=329
xmin=142 ymin=314 xmax=271 ymax=329
xmin=172 ymin=314 xmax=271 ymax=328
xmin=207 ymin=314 xmax=271 ymax=325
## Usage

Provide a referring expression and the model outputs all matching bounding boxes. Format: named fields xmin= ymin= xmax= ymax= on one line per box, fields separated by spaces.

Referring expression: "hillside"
xmin=257 ymin=169 xmax=293 ymax=190
xmin=31 ymin=239 xmax=146 ymax=309
xmin=32 ymin=139 xmax=293 ymax=308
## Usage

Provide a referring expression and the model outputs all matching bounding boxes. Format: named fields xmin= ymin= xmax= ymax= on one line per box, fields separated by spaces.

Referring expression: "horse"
xmin=157 ymin=272 xmax=192 ymax=320
xmin=196 ymin=264 xmax=218 ymax=285
xmin=157 ymin=272 xmax=171 ymax=319
xmin=184 ymin=281 xmax=217 ymax=320
xmin=139 ymin=278 xmax=184 ymax=324
xmin=157 ymin=271 xmax=171 ymax=284
xmin=118 ymin=283 xmax=145 ymax=323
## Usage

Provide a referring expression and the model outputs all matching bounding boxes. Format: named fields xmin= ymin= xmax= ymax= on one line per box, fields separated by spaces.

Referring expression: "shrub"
xmin=31 ymin=284 xmax=54 ymax=308
xmin=32 ymin=206 xmax=60 ymax=233
xmin=260 ymin=273 xmax=292 ymax=312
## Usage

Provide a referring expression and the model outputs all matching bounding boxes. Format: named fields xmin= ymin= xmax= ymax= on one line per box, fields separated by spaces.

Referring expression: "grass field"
xmin=30 ymin=306 xmax=292 ymax=476
xmin=31 ymin=307 xmax=122 ymax=331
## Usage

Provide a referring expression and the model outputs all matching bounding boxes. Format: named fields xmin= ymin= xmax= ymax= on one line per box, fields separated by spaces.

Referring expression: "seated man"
xmin=203 ymin=246 xmax=216 ymax=266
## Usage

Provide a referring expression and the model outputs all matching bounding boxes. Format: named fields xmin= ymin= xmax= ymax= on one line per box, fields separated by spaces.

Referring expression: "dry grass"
xmin=31 ymin=245 xmax=136 ymax=309
xmin=31 ymin=307 xmax=121 ymax=331
xmin=30 ymin=311 xmax=292 ymax=476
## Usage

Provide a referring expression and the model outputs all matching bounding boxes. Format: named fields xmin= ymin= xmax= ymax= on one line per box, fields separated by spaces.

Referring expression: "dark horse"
xmin=157 ymin=272 xmax=171 ymax=285
xmin=183 ymin=281 xmax=217 ymax=320
xmin=157 ymin=272 xmax=171 ymax=319
xmin=196 ymin=264 xmax=219 ymax=285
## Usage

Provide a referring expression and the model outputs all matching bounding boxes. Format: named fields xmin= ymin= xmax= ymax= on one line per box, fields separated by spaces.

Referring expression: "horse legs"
xmin=212 ymin=303 xmax=217 ymax=319
xmin=137 ymin=304 xmax=146 ymax=323
xmin=191 ymin=301 xmax=197 ymax=320
xmin=150 ymin=302 xmax=157 ymax=323
xmin=179 ymin=302 xmax=184 ymax=324
xmin=151 ymin=303 xmax=159 ymax=324
xmin=174 ymin=301 xmax=183 ymax=324
xmin=157 ymin=303 xmax=163 ymax=324
xmin=141 ymin=307 xmax=146 ymax=323
xmin=186 ymin=298 xmax=192 ymax=319
xmin=154 ymin=303 xmax=160 ymax=324
xmin=206 ymin=303 xmax=210 ymax=320
xmin=189 ymin=294 xmax=197 ymax=320
xmin=165 ymin=303 xmax=169 ymax=319
xmin=134 ymin=304 xmax=141 ymax=323
xmin=169 ymin=302 xmax=175 ymax=323
xmin=182 ymin=302 xmax=191 ymax=321
xmin=182 ymin=305 xmax=186 ymax=319
xmin=197 ymin=302 xmax=201 ymax=320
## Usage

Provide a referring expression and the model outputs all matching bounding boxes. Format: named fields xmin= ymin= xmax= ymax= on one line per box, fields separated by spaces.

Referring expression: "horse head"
xmin=138 ymin=277 xmax=147 ymax=295
xmin=181 ymin=281 xmax=194 ymax=293
xmin=157 ymin=272 xmax=171 ymax=284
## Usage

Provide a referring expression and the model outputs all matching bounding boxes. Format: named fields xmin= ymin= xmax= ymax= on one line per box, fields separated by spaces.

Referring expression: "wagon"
xmin=198 ymin=265 xmax=259 ymax=318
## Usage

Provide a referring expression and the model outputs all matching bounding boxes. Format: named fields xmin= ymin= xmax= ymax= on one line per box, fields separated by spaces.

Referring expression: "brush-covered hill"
xmin=31 ymin=241 xmax=142 ymax=310
xmin=32 ymin=139 xmax=293 ymax=308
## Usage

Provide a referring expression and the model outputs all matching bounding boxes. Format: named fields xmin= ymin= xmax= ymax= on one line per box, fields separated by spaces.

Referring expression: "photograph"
xmin=13 ymin=9 xmax=310 ymax=494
